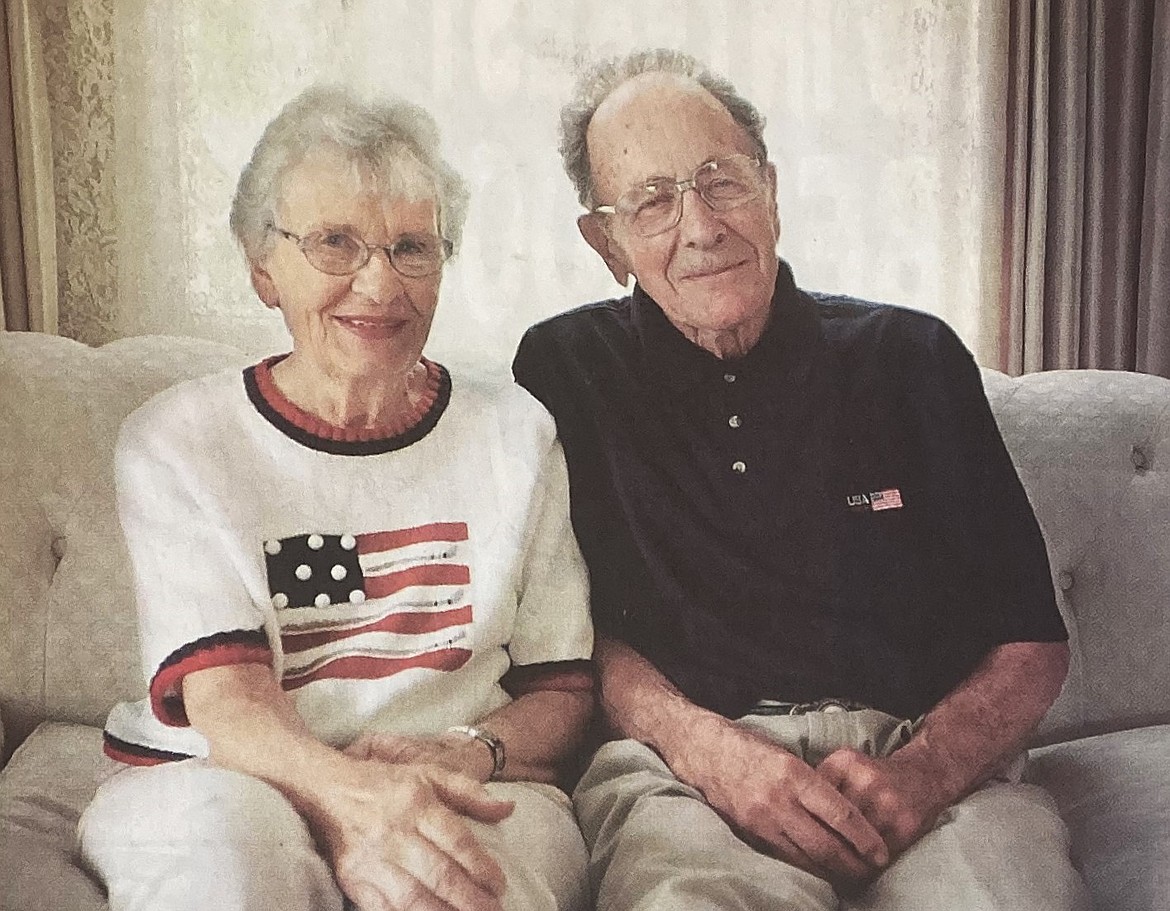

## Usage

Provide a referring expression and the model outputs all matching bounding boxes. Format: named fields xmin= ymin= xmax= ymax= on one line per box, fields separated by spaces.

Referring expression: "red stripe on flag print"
xmin=282 ymin=605 xmax=474 ymax=653
xmin=363 ymin=563 xmax=470 ymax=599
xmin=281 ymin=647 xmax=472 ymax=690
xmin=357 ymin=522 xmax=469 ymax=553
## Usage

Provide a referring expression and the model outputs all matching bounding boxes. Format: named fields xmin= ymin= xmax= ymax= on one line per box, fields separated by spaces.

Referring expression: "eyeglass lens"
xmin=300 ymin=231 xmax=447 ymax=277
xmin=619 ymin=156 xmax=763 ymax=237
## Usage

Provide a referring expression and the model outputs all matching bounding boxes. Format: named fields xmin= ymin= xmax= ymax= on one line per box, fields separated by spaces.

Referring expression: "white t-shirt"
xmin=103 ymin=360 xmax=592 ymax=763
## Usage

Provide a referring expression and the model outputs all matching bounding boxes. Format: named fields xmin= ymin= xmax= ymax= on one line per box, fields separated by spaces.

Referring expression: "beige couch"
xmin=2 ymin=331 xmax=1169 ymax=910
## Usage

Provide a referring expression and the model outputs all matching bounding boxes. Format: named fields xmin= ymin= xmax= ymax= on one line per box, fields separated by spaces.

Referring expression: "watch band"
xmin=447 ymin=725 xmax=506 ymax=779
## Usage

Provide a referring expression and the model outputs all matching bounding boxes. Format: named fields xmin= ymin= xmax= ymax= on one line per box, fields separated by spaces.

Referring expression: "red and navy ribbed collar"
xmin=631 ymin=259 xmax=820 ymax=396
xmin=243 ymin=355 xmax=451 ymax=456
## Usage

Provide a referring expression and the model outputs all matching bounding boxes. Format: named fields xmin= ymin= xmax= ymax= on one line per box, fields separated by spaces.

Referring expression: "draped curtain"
xmin=0 ymin=0 xmax=56 ymax=334
xmin=1000 ymin=0 xmax=1170 ymax=377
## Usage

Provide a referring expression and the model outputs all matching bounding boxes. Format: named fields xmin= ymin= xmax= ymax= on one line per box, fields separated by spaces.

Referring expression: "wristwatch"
xmin=447 ymin=725 xmax=506 ymax=779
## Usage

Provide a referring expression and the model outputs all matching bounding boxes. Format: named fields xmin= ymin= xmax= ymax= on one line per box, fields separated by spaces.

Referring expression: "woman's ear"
xmin=250 ymin=262 xmax=280 ymax=309
xmin=578 ymin=213 xmax=632 ymax=287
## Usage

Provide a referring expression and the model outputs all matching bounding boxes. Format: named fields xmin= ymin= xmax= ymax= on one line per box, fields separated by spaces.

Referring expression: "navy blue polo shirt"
xmin=513 ymin=262 xmax=1067 ymax=721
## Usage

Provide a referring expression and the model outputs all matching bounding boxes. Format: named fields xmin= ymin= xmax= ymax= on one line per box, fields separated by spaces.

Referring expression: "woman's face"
xmin=251 ymin=146 xmax=444 ymax=385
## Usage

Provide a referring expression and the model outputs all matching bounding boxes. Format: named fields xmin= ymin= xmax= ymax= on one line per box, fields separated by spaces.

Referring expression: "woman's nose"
xmin=350 ymin=246 xmax=406 ymax=298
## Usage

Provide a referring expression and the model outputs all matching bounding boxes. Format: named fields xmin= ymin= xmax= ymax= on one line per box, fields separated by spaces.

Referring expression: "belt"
xmin=749 ymin=698 xmax=871 ymax=716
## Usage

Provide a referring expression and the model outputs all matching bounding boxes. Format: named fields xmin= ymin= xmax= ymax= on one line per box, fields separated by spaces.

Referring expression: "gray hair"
xmin=560 ymin=49 xmax=769 ymax=208
xmin=230 ymin=85 xmax=469 ymax=263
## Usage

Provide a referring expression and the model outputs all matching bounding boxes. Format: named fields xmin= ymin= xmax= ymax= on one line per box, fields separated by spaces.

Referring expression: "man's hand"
xmin=681 ymin=718 xmax=890 ymax=889
xmin=817 ymin=747 xmax=950 ymax=862
xmin=317 ymin=760 xmax=514 ymax=911
xmin=593 ymin=636 xmax=887 ymax=889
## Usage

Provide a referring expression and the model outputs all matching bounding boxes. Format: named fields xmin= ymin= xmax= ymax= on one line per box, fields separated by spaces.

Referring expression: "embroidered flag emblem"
xmin=262 ymin=522 xmax=473 ymax=690
xmin=869 ymin=488 xmax=904 ymax=511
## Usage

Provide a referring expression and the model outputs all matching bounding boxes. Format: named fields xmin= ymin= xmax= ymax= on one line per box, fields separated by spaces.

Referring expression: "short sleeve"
xmin=116 ymin=417 xmax=273 ymax=727
xmin=902 ymin=320 xmax=1067 ymax=648
xmin=507 ymin=434 xmax=594 ymax=667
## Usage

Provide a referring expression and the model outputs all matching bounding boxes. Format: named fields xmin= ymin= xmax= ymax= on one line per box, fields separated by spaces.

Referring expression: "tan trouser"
xmin=78 ymin=759 xmax=589 ymax=911
xmin=574 ymin=710 xmax=1090 ymax=911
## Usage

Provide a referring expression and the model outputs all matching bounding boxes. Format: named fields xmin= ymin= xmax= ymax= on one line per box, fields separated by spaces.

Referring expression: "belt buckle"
xmin=788 ymin=698 xmax=855 ymax=716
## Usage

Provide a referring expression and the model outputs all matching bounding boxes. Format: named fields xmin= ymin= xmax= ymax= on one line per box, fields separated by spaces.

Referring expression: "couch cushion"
xmin=0 ymin=722 xmax=113 ymax=911
xmin=1027 ymin=724 xmax=1170 ymax=911
xmin=0 ymin=333 xmax=249 ymax=754
xmin=981 ymin=369 xmax=1170 ymax=743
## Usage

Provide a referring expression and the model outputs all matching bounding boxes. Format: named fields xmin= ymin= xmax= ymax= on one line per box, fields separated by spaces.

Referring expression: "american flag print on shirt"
xmin=262 ymin=522 xmax=473 ymax=690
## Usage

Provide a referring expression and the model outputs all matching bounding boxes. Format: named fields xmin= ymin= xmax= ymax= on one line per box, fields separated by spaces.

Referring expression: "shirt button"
xmin=731 ymin=460 xmax=747 ymax=474
xmin=723 ymin=373 xmax=737 ymax=383
xmin=728 ymin=414 xmax=742 ymax=428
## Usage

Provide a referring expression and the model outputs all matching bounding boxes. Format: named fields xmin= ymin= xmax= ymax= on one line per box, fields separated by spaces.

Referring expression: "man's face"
xmin=584 ymin=74 xmax=781 ymax=343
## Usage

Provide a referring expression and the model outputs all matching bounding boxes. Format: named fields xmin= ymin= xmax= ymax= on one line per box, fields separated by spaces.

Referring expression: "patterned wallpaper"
xmin=38 ymin=0 xmax=1008 ymax=368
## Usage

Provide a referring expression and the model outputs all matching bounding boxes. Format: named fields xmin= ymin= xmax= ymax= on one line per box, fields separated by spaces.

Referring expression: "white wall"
xmin=73 ymin=0 xmax=1007 ymax=369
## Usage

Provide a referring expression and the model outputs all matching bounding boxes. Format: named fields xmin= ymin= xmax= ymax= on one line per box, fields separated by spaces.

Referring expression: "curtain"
xmin=0 ymin=0 xmax=56 ymax=334
xmin=1000 ymin=0 xmax=1170 ymax=377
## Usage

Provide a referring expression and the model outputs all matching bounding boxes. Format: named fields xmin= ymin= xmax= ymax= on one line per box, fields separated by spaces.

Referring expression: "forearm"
xmin=594 ymin=635 xmax=733 ymax=785
xmin=895 ymin=640 xmax=1069 ymax=805
xmin=183 ymin=663 xmax=359 ymax=827
xmin=185 ymin=663 xmax=513 ymax=908
xmin=475 ymin=689 xmax=593 ymax=784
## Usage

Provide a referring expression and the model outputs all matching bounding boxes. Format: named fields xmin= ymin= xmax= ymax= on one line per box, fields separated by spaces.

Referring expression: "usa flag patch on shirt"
xmin=869 ymin=488 xmax=904 ymax=511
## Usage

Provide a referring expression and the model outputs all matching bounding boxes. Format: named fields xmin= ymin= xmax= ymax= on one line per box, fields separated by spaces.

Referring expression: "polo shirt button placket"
xmin=721 ymin=372 xmax=747 ymax=477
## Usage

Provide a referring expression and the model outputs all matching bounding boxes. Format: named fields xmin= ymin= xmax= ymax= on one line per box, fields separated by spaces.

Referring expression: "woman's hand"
xmin=315 ymin=758 xmax=513 ymax=911
xmin=345 ymin=731 xmax=496 ymax=783
xmin=184 ymin=664 xmax=515 ymax=911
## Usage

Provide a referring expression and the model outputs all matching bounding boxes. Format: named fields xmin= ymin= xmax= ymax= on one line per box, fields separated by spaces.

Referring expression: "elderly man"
xmin=513 ymin=50 xmax=1088 ymax=910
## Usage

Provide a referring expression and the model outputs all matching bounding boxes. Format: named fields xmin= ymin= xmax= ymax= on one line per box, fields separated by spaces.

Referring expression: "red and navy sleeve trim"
xmin=501 ymin=659 xmax=595 ymax=697
xmin=102 ymin=731 xmax=194 ymax=767
xmin=149 ymin=629 xmax=272 ymax=727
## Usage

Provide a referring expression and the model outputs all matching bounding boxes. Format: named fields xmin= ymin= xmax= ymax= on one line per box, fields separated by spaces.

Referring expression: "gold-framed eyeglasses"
xmin=592 ymin=154 xmax=767 ymax=238
xmin=269 ymin=225 xmax=452 ymax=278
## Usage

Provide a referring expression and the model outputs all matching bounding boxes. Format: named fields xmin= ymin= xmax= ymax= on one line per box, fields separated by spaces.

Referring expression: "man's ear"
xmin=250 ymin=262 xmax=280 ymax=310
xmin=578 ymin=213 xmax=632 ymax=287
xmin=763 ymin=162 xmax=782 ymax=241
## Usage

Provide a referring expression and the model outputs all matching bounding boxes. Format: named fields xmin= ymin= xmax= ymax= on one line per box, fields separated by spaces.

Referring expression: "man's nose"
xmin=677 ymin=186 xmax=726 ymax=247
xmin=350 ymin=246 xmax=406 ymax=298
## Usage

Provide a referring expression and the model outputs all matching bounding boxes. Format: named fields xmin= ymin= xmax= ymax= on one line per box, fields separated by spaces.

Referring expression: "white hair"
xmin=560 ymin=49 xmax=769 ymax=208
xmin=230 ymin=85 xmax=469 ymax=262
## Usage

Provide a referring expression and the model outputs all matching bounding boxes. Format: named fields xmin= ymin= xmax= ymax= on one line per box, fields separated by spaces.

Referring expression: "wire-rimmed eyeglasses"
xmin=269 ymin=226 xmax=452 ymax=278
xmin=591 ymin=154 xmax=767 ymax=238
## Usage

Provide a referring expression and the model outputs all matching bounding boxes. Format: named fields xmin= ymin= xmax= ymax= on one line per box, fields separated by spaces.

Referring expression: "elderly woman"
xmin=76 ymin=87 xmax=593 ymax=911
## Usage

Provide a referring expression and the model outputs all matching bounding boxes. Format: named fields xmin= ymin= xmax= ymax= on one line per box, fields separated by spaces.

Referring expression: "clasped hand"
xmin=688 ymin=722 xmax=947 ymax=893
xmin=818 ymin=746 xmax=949 ymax=862
xmin=320 ymin=735 xmax=513 ymax=911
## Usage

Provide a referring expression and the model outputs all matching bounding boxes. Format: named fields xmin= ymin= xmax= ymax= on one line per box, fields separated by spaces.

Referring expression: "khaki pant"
xmin=574 ymin=710 xmax=1090 ymax=911
xmin=78 ymin=759 xmax=589 ymax=911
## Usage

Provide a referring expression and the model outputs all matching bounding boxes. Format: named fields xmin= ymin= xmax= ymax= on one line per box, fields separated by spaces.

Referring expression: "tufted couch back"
xmin=0 ymin=334 xmax=250 ymax=757
xmin=980 ymin=368 xmax=1170 ymax=744
xmin=1 ymin=333 xmax=1168 ymax=758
